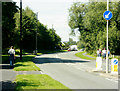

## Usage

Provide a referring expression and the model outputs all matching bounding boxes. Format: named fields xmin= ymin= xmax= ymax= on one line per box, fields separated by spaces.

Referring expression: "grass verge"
xmin=86 ymin=53 xmax=96 ymax=58
xmin=118 ymin=56 xmax=120 ymax=61
xmin=75 ymin=51 xmax=96 ymax=60
xmin=15 ymin=74 xmax=70 ymax=90
xmin=14 ymin=55 xmax=40 ymax=71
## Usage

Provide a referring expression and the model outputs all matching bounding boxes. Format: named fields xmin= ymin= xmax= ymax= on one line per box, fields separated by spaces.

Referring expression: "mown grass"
xmin=76 ymin=51 xmax=120 ymax=61
xmin=86 ymin=53 xmax=96 ymax=58
xmin=14 ymin=55 xmax=40 ymax=71
xmin=75 ymin=51 xmax=96 ymax=60
xmin=15 ymin=74 xmax=70 ymax=90
xmin=118 ymin=56 xmax=120 ymax=61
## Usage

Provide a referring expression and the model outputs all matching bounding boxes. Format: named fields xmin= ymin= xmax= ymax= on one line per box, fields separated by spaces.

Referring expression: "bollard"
xmin=111 ymin=58 xmax=118 ymax=74
xmin=96 ymin=57 xmax=102 ymax=71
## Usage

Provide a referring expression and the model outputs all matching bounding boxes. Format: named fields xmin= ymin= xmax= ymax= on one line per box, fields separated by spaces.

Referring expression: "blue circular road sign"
xmin=113 ymin=60 xmax=118 ymax=65
xmin=103 ymin=11 xmax=112 ymax=20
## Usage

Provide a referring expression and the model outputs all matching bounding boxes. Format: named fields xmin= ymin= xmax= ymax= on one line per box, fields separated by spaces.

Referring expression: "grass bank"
xmin=15 ymin=74 xmax=69 ymax=90
xmin=14 ymin=55 xmax=40 ymax=71
xmin=76 ymin=51 xmax=120 ymax=61
xmin=75 ymin=51 xmax=96 ymax=60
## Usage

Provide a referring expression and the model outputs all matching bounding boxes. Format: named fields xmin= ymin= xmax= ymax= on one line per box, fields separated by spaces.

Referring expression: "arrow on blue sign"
xmin=113 ymin=60 xmax=118 ymax=65
xmin=103 ymin=11 xmax=112 ymax=20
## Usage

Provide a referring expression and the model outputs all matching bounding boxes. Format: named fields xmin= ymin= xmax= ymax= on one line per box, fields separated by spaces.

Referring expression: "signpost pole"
xmin=106 ymin=0 xmax=109 ymax=73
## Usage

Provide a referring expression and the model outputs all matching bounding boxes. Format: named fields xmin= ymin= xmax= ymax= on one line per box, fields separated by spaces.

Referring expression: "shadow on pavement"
xmin=33 ymin=57 xmax=89 ymax=64
xmin=0 ymin=80 xmax=16 ymax=91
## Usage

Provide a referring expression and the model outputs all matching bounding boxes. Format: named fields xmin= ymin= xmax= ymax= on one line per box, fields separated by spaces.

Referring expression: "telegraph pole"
xmin=20 ymin=0 xmax=22 ymax=60
xmin=35 ymin=12 xmax=38 ymax=55
xmin=52 ymin=24 xmax=53 ymax=37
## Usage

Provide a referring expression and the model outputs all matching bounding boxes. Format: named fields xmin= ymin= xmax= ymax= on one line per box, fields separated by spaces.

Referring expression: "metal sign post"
xmin=103 ymin=0 xmax=112 ymax=73
xmin=106 ymin=20 xmax=109 ymax=73
xmin=106 ymin=0 xmax=109 ymax=74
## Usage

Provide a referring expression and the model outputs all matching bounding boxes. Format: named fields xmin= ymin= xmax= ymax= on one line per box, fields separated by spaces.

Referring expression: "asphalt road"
xmin=34 ymin=51 xmax=118 ymax=89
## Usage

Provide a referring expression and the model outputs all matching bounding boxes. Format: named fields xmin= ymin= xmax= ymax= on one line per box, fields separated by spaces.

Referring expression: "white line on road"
xmin=106 ymin=78 xmax=118 ymax=83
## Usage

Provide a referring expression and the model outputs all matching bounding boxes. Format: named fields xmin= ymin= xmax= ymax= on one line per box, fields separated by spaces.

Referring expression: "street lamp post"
xmin=20 ymin=0 xmax=22 ymax=60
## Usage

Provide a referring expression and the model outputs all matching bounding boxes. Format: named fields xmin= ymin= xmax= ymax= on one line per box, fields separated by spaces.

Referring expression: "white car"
xmin=68 ymin=45 xmax=78 ymax=51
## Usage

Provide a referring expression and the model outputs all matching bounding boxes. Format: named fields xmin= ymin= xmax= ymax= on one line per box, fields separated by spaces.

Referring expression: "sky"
xmin=13 ymin=0 xmax=89 ymax=42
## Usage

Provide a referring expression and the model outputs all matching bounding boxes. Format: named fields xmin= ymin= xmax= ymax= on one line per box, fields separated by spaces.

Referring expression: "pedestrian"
xmin=102 ymin=48 xmax=106 ymax=58
xmin=99 ymin=49 xmax=102 ymax=57
xmin=97 ymin=49 xmax=100 ymax=57
xmin=8 ymin=46 xmax=15 ymax=67
xmin=108 ymin=49 xmax=110 ymax=57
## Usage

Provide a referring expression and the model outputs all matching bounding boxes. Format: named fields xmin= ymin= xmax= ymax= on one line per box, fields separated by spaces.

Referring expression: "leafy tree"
xmin=68 ymin=2 xmax=86 ymax=33
xmin=2 ymin=2 xmax=18 ymax=51
xmin=14 ymin=7 xmax=61 ymax=51
xmin=14 ymin=7 xmax=38 ymax=51
xmin=68 ymin=2 xmax=120 ymax=54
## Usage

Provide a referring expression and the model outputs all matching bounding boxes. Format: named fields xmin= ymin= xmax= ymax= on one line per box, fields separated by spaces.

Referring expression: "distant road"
xmin=34 ymin=51 xmax=118 ymax=89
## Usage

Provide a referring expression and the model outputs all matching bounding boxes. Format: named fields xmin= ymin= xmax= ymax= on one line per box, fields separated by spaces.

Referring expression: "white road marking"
xmin=106 ymin=78 xmax=118 ymax=83
xmin=55 ymin=54 xmax=61 ymax=59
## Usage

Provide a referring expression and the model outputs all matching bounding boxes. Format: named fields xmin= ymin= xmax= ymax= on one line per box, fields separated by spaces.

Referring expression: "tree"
xmin=2 ymin=2 xmax=18 ymax=51
xmin=68 ymin=2 xmax=86 ymax=33
xmin=68 ymin=2 xmax=120 ymax=54
xmin=14 ymin=7 xmax=38 ymax=51
xmin=14 ymin=7 xmax=61 ymax=51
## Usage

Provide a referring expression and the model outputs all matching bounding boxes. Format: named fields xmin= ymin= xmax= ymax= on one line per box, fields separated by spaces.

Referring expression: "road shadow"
xmin=37 ymin=50 xmax=71 ymax=55
xmin=33 ymin=57 xmax=89 ymax=64
xmin=0 ymin=80 xmax=16 ymax=91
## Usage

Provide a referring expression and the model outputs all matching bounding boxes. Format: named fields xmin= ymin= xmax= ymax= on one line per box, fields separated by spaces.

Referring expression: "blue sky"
xmin=13 ymin=0 xmax=89 ymax=41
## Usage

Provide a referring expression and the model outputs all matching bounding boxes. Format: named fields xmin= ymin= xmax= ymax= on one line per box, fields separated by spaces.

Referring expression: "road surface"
xmin=33 ymin=51 xmax=118 ymax=89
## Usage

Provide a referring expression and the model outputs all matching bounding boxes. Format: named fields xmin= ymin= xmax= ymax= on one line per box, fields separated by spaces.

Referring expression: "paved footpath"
xmin=0 ymin=64 xmax=42 ymax=90
xmin=80 ymin=52 xmax=119 ymax=78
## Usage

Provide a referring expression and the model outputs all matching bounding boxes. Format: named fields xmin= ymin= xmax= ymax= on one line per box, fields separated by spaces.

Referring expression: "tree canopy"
xmin=2 ymin=3 xmax=61 ymax=53
xmin=68 ymin=2 xmax=120 ymax=54
xmin=14 ymin=6 xmax=61 ymax=51
xmin=2 ymin=2 xmax=18 ymax=50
